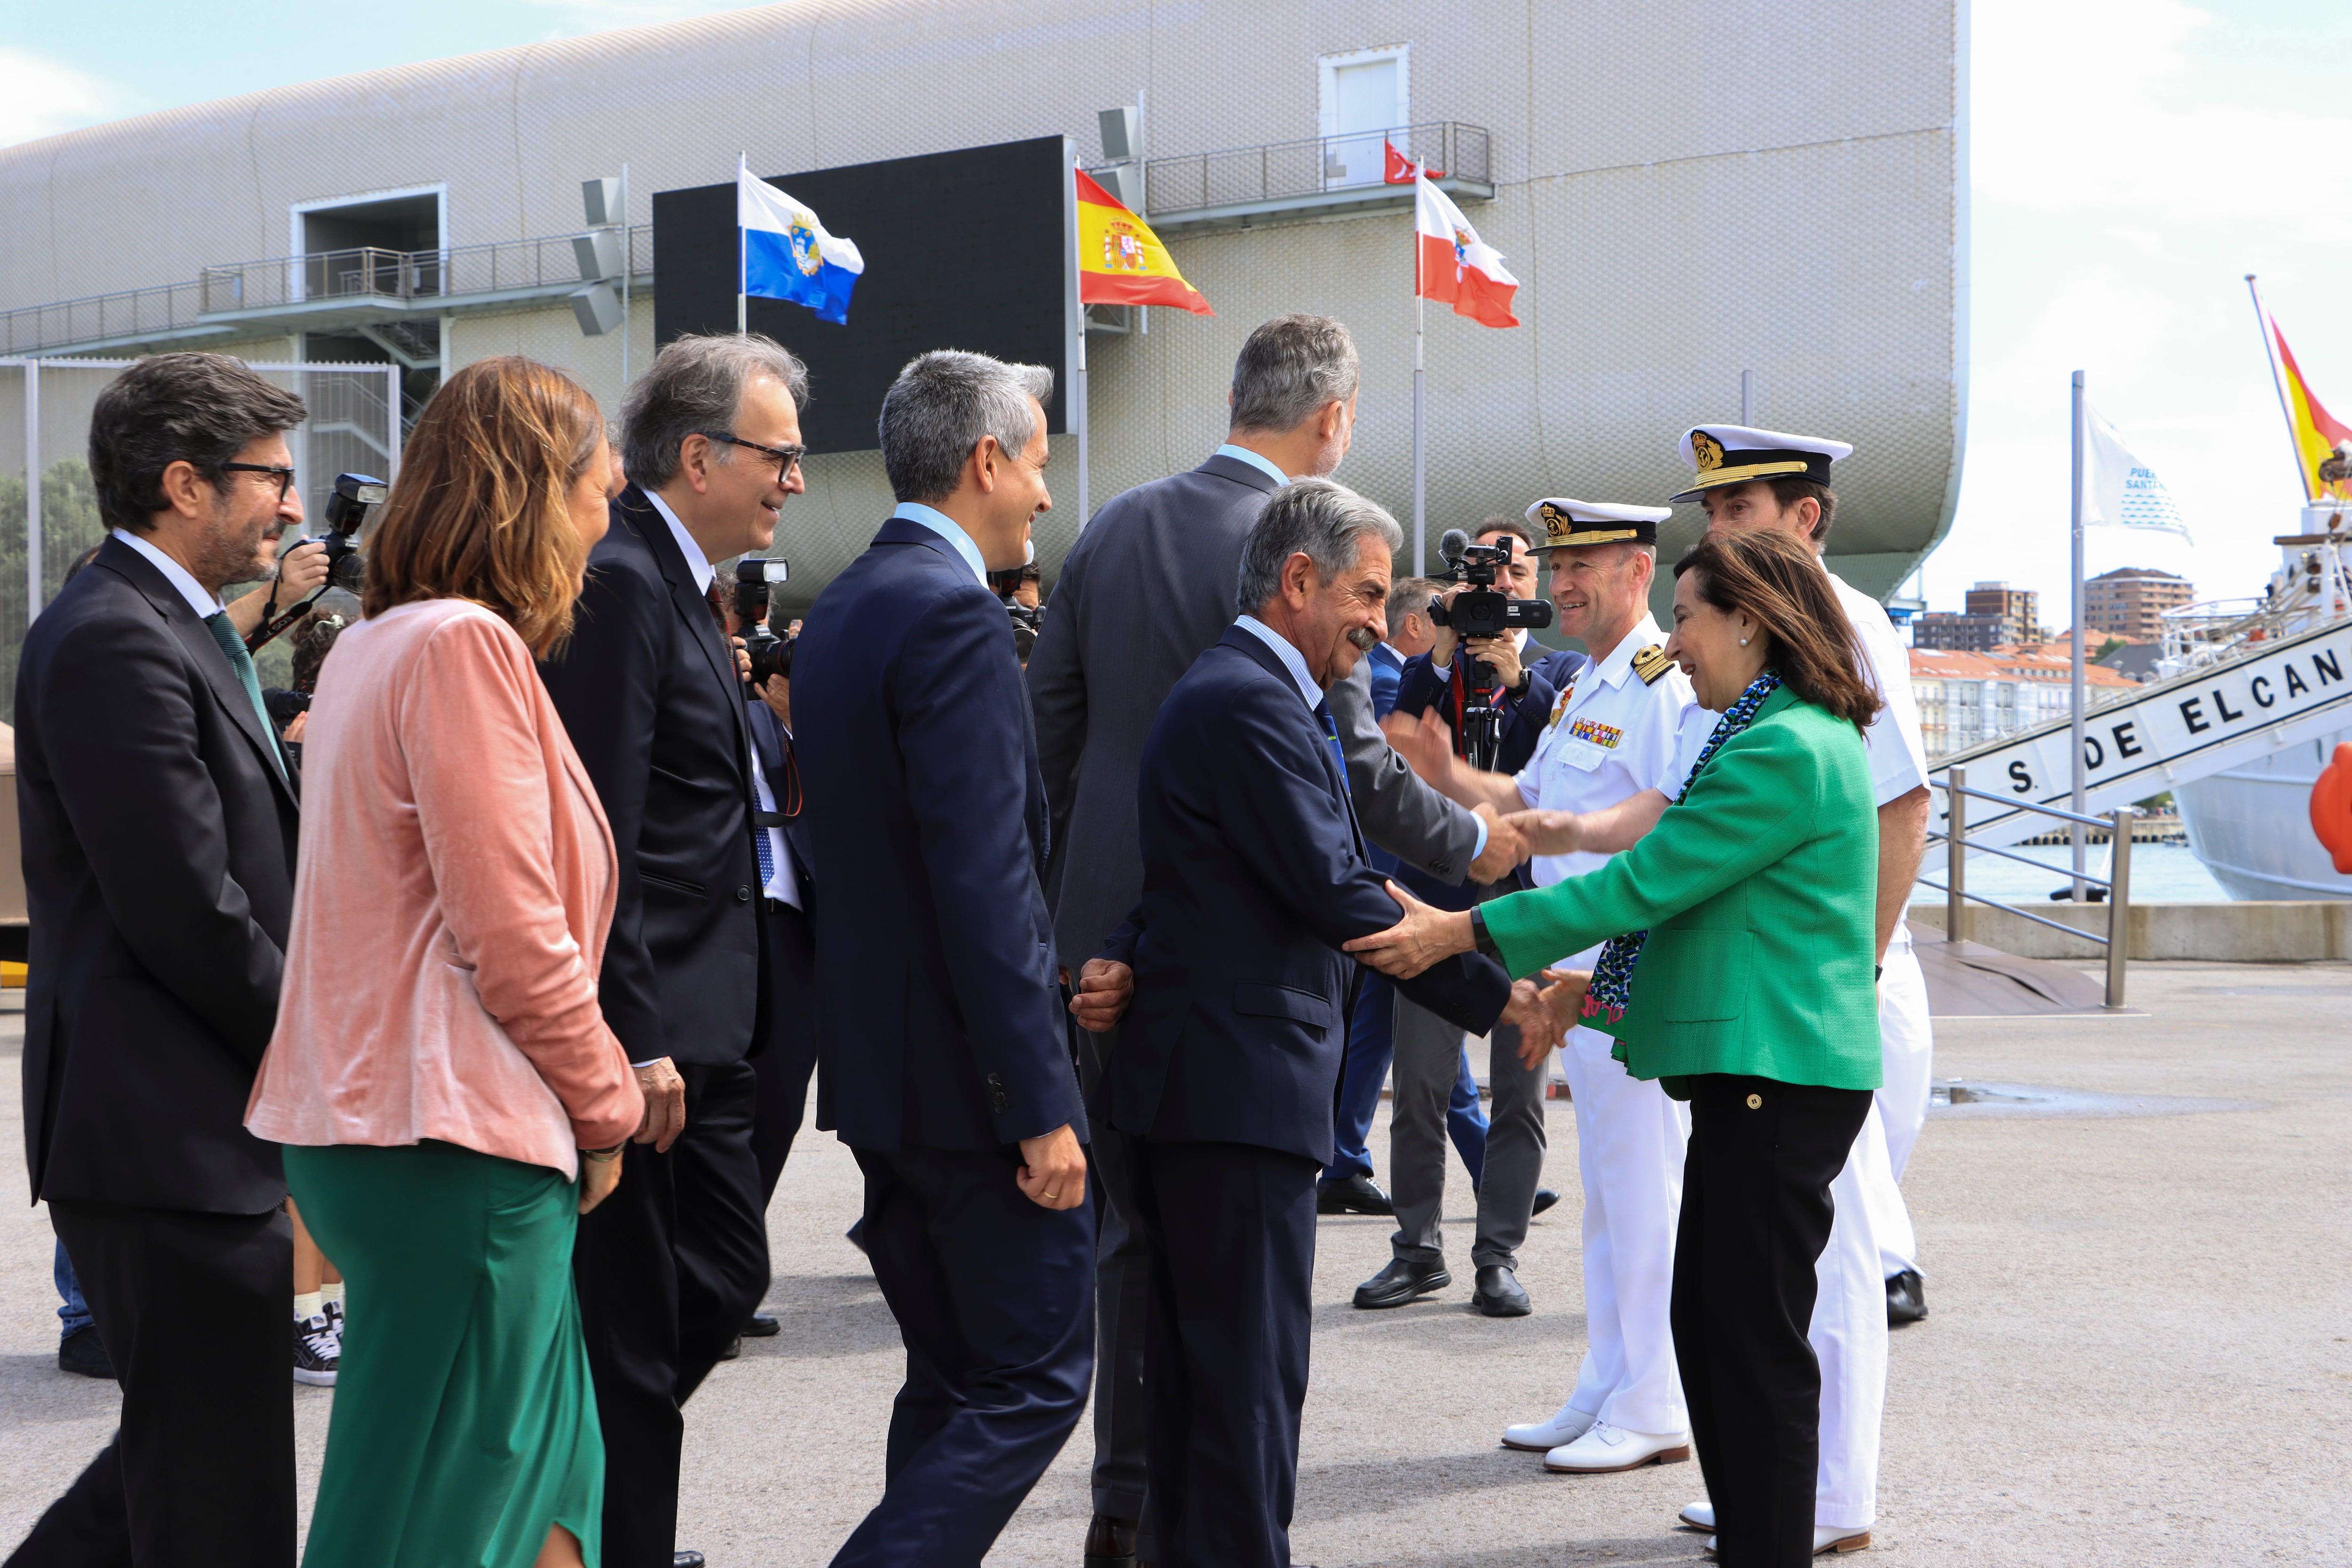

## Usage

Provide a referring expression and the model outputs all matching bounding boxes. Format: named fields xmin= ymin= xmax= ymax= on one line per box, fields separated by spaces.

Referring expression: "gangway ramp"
xmin=1925 ymin=618 xmax=2352 ymax=850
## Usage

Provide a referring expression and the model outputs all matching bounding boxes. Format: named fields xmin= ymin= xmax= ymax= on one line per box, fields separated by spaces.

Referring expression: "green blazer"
xmin=1481 ymin=685 xmax=1882 ymax=1095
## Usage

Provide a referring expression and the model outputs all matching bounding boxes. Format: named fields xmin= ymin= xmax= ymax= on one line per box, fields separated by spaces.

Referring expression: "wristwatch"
xmin=1469 ymin=907 xmax=1502 ymax=961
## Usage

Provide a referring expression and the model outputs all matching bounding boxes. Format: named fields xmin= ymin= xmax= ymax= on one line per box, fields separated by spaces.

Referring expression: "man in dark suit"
xmin=1025 ymin=316 xmax=1527 ymax=1567
xmin=1360 ymin=514 xmax=1566 ymax=1317
xmin=1089 ymin=479 xmax=1515 ymax=1568
xmin=10 ymin=353 xmax=308 ymax=1567
xmin=538 ymin=332 xmax=807 ymax=1568
xmin=743 ymin=646 xmax=818 ymax=1210
xmin=795 ymin=350 xmax=1100 ymax=1568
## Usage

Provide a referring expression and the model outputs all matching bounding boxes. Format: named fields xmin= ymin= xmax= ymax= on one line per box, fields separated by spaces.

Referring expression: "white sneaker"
xmin=1680 ymin=1500 xmax=1715 ymax=1529
xmin=1542 ymin=1420 xmax=1691 ymax=1473
xmin=1501 ymin=1400 xmax=1597 ymax=1452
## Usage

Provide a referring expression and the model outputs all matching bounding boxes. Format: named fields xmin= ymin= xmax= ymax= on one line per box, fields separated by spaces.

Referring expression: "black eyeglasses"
xmin=220 ymin=463 xmax=296 ymax=502
xmin=700 ymin=431 xmax=806 ymax=483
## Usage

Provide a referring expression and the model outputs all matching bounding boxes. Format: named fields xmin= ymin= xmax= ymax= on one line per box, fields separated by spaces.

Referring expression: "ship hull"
xmin=2175 ymin=728 xmax=2352 ymax=900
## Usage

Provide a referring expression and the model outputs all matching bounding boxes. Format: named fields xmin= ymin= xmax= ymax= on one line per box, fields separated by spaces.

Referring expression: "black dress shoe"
xmin=675 ymin=1553 xmax=705 ymax=1567
xmin=1083 ymin=1513 xmax=1137 ymax=1568
xmin=1886 ymin=1268 xmax=1928 ymax=1325
xmin=1530 ymin=1186 xmax=1561 ymax=1217
xmin=1353 ymin=1257 xmax=1451 ymax=1309
xmin=717 ymin=1335 xmax=742 ymax=1361
xmin=743 ymin=1312 xmax=780 ymax=1337
xmin=57 ymin=1326 xmax=113 ymax=1380
xmin=845 ymin=1218 xmax=868 ymax=1255
xmin=1471 ymin=1264 xmax=1532 ymax=1317
xmin=1315 ymin=1173 xmax=1395 ymax=1216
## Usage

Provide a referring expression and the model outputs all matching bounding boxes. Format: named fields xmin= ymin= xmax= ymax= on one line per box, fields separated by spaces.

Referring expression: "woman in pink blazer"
xmin=247 ymin=357 xmax=643 ymax=1568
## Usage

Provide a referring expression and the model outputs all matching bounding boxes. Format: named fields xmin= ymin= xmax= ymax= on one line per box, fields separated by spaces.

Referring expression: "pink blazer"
xmin=247 ymin=598 xmax=643 ymax=1176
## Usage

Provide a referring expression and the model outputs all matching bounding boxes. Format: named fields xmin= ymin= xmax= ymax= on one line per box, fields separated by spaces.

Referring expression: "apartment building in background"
xmin=1911 ymin=611 xmax=2005 ymax=652
xmin=1909 ymin=644 xmax=2137 ymax=759
xmin=1963 ymin=580 xmax=2041 ymax=645
xmin=2085 ymin=566 xmax=2194 ymax=641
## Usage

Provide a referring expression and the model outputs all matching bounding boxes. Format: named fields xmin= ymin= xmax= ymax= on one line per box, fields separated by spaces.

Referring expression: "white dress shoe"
xmin=1501 ymin=1400 xmax=1597 ymax=1452
xmin=1680 ymin=1500 xmax=1715 ymax=1529
xmin=1542 ymin=1420 xmax=1692 ymax=1473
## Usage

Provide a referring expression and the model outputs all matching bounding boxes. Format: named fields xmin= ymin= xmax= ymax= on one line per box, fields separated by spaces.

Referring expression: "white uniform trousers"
xmin=1857 ymin=930 xmax=1933 ymax=1278
xmin=1557 ymin=1024 xmax=1689 ymax=1437
xmin=1812 ymin=1099 xmax=1893 ymax=1532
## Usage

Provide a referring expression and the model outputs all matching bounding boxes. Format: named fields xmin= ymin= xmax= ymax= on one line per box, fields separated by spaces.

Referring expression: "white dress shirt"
xmin=111 ymin=528 xmax=226 ymax=617
xmin=1233 ymin=614 xmax=1323 ymax=710
xmin=642 ymin=490 xmax=799 ymax=908
xmin=1514 ymin=614 xmax=1693 ymax=891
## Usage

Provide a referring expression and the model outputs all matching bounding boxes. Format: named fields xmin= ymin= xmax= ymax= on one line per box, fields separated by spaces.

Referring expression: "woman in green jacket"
xmin=1349 ymin=527 xmax=1883 ymax=1568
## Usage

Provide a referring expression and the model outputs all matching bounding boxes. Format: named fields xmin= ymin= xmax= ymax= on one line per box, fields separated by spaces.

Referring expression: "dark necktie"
xmin=754 ymin=812 xmax=777 ymax=890
xmin=204 ymin=612 xmax=285 ymax=779
xmin=1316 ymin=704 xmax=1351 ymax=797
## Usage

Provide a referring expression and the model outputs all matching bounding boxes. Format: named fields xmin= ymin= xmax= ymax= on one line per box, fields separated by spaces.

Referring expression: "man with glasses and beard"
xmin=12 ymin=352 xmax=308 ymax=1567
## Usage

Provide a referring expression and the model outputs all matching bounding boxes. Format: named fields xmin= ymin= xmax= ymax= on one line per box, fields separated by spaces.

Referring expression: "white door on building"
xmin=1320 ymin=46 xmax=1408 ymax=190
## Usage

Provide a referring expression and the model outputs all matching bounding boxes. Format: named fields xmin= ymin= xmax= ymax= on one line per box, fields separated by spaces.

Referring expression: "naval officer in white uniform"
xmin=1383 ymin=497 xmax=1700 ymax=1475
xmin=1668 ymin=424 xmax=1934 ymax=1555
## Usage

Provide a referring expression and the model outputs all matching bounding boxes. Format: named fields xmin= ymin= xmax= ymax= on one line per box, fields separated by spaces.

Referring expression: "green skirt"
xmin=285 ymin=1140 xmax=603 ymax=1568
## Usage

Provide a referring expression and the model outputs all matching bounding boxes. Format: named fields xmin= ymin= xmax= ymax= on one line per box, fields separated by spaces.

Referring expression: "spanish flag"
xmin=1076 ymin=171 xmax=1213 ymax=316
xmin=2273 ymin=319 xmax=2351 ymax=500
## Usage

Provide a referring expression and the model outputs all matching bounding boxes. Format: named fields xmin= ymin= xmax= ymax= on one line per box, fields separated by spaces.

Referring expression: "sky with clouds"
xmin=4 ymin=0 xmax=2347 ymax=627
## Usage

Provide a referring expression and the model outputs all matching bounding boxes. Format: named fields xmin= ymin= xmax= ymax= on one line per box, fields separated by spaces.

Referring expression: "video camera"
xmin=1428 ymin=528 xmax=1554 ymax=773
xmin=733 ymin=557 xmax=793 ymax=687
xmin=1427 ymin=528 xmax=1554 ymax=640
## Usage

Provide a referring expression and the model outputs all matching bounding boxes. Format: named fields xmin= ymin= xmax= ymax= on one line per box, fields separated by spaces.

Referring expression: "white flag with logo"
xmin=2083 ymin=404 xmax=2192 ymax=543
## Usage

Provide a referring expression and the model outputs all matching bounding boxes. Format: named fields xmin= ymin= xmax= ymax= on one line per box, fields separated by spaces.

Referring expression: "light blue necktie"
xmin=203 ymin=612 xmax=286 ymax=779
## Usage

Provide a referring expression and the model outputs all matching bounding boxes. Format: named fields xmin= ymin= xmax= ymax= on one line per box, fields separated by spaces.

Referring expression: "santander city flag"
xmin=1414 ymin=166 xmax=1518 ymax=328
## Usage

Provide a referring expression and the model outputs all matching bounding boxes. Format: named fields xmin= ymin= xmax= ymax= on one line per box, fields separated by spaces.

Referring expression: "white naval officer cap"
xmin=1671 ymin=424 xmax=1852 ymax=503
xmin=1525 ymin=498 xmax=1674 ymax=551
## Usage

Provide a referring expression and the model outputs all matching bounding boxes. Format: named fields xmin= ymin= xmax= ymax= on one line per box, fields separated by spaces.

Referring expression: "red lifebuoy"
xmin=2314 ymin=743 xmax=2352 ymax=874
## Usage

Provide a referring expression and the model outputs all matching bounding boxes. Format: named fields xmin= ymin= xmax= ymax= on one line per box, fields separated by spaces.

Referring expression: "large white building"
xmin=0 ymin=0 xmax=1966 ymax=647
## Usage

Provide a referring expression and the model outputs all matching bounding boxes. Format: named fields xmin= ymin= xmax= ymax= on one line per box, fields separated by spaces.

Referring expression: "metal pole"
xmin=1413 ymin=293 xmax=1426 ymax=577
xmin=1073 ymin=153 xmax=1089 ymax=528
xmin=2069 ymin=370 xmax=2088 ymax=902
xmin=1946 ymin=767 xmax=1968 ymax=946
xmin=2245 ymin=275 xmax=2312 ymax=501
xmin=737 ymin=151 xmax=749 ymax=335
xmin=1740 ymin=368 xmax=1754 ymax=425
xmin=2105 ymin=807 xmax=2133 ymax=1008
xmin=620 ymin=162 xmax=631 ymax=394
xmin=24 ymin=359 xmax=41 ymax=622
xmin=384 ymin=365 xmax=402 ymax=481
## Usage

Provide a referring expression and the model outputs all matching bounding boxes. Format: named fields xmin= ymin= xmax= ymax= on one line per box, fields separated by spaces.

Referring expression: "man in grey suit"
xmin=1027 ymin=314 xmax=1527 ymax=1568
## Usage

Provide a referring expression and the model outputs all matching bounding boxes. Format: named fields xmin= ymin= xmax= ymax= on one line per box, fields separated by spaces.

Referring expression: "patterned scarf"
xmin=1580 ymin=668 xmax=1783 ymax=1024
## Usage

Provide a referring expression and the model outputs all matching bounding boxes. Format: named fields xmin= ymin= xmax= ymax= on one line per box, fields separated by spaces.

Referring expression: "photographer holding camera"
xmin=1353 ymin=514 xmax=1570 ymax=1319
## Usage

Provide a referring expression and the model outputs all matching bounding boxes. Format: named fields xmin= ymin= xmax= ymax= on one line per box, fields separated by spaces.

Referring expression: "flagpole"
xmin=2070 ymin=368 xmax=2088 ymax=902
xmin=737 ymin=152 xmax=749 ymax=334
xmin=1074 ymin=159 xmax=1090 ymax=528
xmin=2245 ymin=274 xmax=2312 ymax=501
xmin=1412 ymin=164 xmax=1428 ymax=578
xmin=620 ymin=161 xmax=632 ymax=392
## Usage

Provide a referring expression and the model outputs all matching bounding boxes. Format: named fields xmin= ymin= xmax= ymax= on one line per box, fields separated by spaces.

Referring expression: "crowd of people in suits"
xmin=9 ymin=309 xmax=1937 ymax=1568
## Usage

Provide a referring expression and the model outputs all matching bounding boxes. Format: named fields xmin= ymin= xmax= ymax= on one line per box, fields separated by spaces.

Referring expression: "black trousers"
xmin=1077 ymin=1026 xmax=1152 ymax=1528
xmin=1673 ymin=1075 xmax=1875 ymax=1568
xmin=835 ymin=1145 xmax=1094 ymax=1568
xmin=574 ymin=1059 xmax=768 ymax=1568
xmin=10 ymin=1201 xmax=294 ymax=1568
xmin=751 ymin=901 xmax=819 ymax=1206
xmin=1132 ymin=1139 xmax=1321 ymax=1568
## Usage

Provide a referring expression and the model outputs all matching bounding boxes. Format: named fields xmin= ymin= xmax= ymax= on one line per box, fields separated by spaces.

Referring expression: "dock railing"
xmin=1922 ymin=766 xmax=2135 ymax=1009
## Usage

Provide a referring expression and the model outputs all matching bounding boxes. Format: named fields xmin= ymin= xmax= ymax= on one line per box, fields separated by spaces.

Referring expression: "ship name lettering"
xmin=2250 ymin=675 xmax=2275 ymax=708
xmin=2178 ymin=696 xmax=2208 ymax=735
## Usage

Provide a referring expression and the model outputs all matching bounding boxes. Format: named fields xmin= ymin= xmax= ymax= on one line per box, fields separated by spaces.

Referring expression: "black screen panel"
xmin=653 ymin=135 xmax=1072 ymax=455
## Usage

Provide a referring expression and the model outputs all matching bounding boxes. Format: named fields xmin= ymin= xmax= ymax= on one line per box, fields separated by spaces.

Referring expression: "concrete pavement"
xmin=0 ymin=958 xmax=2343 ymax=1565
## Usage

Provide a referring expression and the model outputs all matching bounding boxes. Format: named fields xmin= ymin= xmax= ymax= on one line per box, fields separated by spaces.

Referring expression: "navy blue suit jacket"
xmin=1100 ymin=629 xmax=1510 ymax=1166
xmin=1391 ymin=646 xmax=1561 ymax=908
xmin=795 ymin=518 xmax=1083 ymax=1153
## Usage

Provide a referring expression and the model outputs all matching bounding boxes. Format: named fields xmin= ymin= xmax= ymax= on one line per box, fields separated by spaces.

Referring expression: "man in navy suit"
xmin=1089 ymin=479 xmax=1516 ymax=1568
xmin=795 ymin=350 xmax=1104 ymax=1568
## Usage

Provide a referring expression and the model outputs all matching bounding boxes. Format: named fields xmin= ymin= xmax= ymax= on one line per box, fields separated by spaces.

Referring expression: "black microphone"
xmin=1438 ymin=528 xmax=1469 ymax=564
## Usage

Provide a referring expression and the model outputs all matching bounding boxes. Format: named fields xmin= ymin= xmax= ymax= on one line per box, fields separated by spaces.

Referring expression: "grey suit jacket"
xmin=1028 ymin=452 xmax=1480 ymax=967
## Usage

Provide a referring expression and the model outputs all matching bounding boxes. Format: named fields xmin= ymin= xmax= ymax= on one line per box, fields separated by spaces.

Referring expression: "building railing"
xmin=0 ymin=225 xmax=653 ymax=355
xmin=1142 ymin=120 xmax=1491 ymax=217
xmin=1920 ymin=767 xmax=2134 ymax=1008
